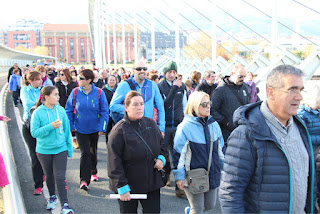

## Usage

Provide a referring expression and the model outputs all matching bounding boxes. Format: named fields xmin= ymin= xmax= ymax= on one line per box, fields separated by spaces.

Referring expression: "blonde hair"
xmin=302 ymin=82 xmax=320 ymax=110
xmin=185 ymin=91 xmax=210 ymax=117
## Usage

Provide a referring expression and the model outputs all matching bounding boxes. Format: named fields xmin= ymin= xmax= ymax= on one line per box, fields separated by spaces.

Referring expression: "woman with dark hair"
xmin=108 ymin=91 xmax=166 ymax=214
xmin=20 ymin=71 xmax=44 ymax=195
xmin=102 ymin=75 xmax=117 ymax=144
xmin=65 ymin=69 xmax=109 ymax=190
xmin=191 ymin=71 xmax=201 ymax=89
xmin=30 ymin=86 xmax=74 ymax=213
xmin=55 ymin=68 xmax=79 ymax=149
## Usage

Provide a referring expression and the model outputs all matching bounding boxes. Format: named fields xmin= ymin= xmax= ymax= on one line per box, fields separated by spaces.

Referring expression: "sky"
xmin=0 ymin=0 xmax=319 ymax=29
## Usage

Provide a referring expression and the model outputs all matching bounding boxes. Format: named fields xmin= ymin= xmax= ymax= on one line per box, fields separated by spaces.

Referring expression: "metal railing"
xmin=0 ymin=83 xmax=26 ymax=214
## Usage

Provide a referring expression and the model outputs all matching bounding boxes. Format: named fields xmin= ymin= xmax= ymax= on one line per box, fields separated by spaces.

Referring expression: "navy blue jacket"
xmin=298 ymin=105 xmax=320 ymax=147
xmin=219 ymin=102 xmax=316 ymax=213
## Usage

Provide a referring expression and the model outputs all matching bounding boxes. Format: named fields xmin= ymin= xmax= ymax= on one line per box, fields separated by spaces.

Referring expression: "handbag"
xmin=127 ymin=121 xmax=167 ymax=185
xmin=184 ymin=124 xmax=214 ymax=194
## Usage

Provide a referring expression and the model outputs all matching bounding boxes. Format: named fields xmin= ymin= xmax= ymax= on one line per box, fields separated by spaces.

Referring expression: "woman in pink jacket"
xmin=0 ymin=115 xmax=11 ymax=188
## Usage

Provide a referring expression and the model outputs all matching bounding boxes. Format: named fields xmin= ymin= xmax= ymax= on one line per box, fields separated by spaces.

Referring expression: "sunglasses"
xmin=79 ymin=77 xmax=88 ymax=80
xmin=199 ymin=101 xmax=211 ymax=108
xmin=135 ymin=67 xmax=147 ymax=71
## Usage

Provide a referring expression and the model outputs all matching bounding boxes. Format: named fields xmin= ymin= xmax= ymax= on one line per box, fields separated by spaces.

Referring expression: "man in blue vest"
xmin=110 ymin=60 xmax=165 ymax=134
xmin=158 ymin=61 xmax=187 ymax=197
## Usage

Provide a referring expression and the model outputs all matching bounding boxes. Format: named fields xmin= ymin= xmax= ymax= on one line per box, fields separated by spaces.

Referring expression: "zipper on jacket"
xmin=274 ymin=142 xmax=292 ymax=213
xmin=295 ymin=116 xmax=315 ymax=213
xmin=172 ymin=100 xmax=175 ymax=128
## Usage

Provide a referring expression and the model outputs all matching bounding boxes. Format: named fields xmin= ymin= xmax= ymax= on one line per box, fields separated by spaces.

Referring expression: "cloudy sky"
xmin=0 ymin=0 xmax=319 ymax=29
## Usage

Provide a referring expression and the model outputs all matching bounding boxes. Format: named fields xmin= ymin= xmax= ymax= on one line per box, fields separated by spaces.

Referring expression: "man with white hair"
xmin=93 ymin=70 xmax=104 ymax=88
xmin=110 ymin=60 xmax=165 ymax=134
xmin=210 ymin=63 xmax=250 ymax=144
xmin=100 ymin=70 xmax=109 ymax=85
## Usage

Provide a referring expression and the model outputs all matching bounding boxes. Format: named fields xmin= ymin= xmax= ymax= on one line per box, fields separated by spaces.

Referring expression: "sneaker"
xmin=175 ymin=189 xmax=186 ymax=198
xmin=34 ymin=187 xmax=42 ymax=195
xmin=61 ymin=203 xmax=74 ymax=214
xmin=184 ymin=206 xmax=190 ymax=214
xmin=46 ymin=195 xmax=57 ymax=210
xmin=91 ymin=174 xmax=98 ymax=181
xmin=72 ymin=139 xmax=79 ymax=149
xmin=80 ymin=181 xmax=89 ymax=190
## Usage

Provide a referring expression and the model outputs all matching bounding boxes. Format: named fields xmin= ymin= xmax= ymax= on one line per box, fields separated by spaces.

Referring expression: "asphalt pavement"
xmin=2 ymin=72 xmax=222 ymax=213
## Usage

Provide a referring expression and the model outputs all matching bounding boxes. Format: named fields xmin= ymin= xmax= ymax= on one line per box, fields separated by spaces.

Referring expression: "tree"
xmin=33 ymin=46 xmax=49 ymax=56
xmin=15 ymin=46 xmax=29 ymax=52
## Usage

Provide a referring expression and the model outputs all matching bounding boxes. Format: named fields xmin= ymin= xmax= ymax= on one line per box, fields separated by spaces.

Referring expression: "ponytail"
xmin=23 ymin=74 xmax=29 ymax=86
xmin=35 ymin=95 xmax=44 ymax=109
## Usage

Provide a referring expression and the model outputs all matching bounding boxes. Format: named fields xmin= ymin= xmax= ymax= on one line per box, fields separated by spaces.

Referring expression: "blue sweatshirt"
xmin=30 ymin=104 xmax=73 ymax=157
xmin=9 ymin=74 xmax=22 ymax=91
xmin=65 ymin=84 xmax=109 ymax=134
xmin=109 ymin=76 xmax=165 ymax=132
xmin=20 ymin=85 xmax=41 ymax=121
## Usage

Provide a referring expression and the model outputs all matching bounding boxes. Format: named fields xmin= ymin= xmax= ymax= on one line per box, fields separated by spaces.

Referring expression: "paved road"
xmin=2 ymin=75 xmax=222 ymax=213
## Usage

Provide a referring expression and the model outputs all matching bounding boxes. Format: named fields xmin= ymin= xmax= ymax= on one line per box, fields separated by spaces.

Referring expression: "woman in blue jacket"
xmin=20 ymin=71 xmax=44 ymax=195
xmin=173 ymin=91 xmax=224 ymax=214
xmin=8 ymin=68 xmax=22 ymax=107
xmin=65 ymin=69 xmax=109 ymax=190
xmin=31 ymin=86 xmax=74 ymax=214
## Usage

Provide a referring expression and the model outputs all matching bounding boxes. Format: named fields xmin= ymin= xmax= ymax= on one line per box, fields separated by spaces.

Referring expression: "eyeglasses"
xmin=280 ymin=88 xmax=305 ymax=96
xmin=135 ymin=67 xmax=148 ymax=71
xmin=60 ymin=73 xmax=64 ymax=76
xmin=199 ymin=101 xmax=211 ymax=108
xmin=79 ymin=77 xmax=88 ymax=81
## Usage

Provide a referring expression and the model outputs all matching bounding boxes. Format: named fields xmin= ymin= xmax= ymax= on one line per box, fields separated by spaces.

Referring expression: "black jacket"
xmin=55 ymin=80 xmax=78 ymax=108
xmin=8 ymin=67 xmax=22 ymax=82
xmin=94 ymin=79 xmax=104 ymax=89
xmin=195 ymin=80 xmax=217 ymax=98
xmin=107 ymin=115 xmax=166 ymax=194
xmin=210 ymin=76 xmax=250 ymax=142
xmin=158 ymin=80 xmax=186 ymax=127
xmin=102 ymin=85 xmax=116 ymax=104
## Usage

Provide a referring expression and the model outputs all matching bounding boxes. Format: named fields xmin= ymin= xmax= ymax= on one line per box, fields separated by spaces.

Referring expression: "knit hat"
xmin=163 ymin=61 xmax=177 ymax=74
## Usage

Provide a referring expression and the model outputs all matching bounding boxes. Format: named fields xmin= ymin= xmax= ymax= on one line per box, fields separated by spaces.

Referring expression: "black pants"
xmin=105 ymin=116 xmax=114 ymax=145
xmin=22 ymin=124 xmax=44 ymax=189
xmin=12 ymin=90 xmax=20 ymax=105
xmin=118 ymin=189 xmax=160 ymax=214
xmin=37 ymin=151 xmax=68 ymax=204
xmin=163 ymin=127 xmax=177 ymax=182
xmin=76 ymin=132 xmax=99 ymax=185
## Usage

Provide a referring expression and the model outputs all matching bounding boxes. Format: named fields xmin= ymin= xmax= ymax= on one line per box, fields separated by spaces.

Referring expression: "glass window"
xmin=80 ymin=38 xmax=85 ymax=59
xmin=59 ymin=39 xmax=63 ymax=59
xmin=70 ymin=38 xmax=74 ymax=59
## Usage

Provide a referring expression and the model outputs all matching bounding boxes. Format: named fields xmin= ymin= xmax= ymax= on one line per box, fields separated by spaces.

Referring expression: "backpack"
xmin=110 ymin=79 xmax=136 ymax=123
xmin=25 ymin=105 xmax=36 ymax=131
xmin=72 ymin=87 xmax=102 ymax=116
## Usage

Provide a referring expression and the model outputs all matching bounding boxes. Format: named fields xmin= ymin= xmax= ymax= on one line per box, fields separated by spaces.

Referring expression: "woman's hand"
xmin=119 ymin=192 xmax=131 ymax=201
xmin=154 ymin=159 xmax=164 ymax=171
xmin=71 ymin=129 xmax=77 ymax=132
xmin=52 ymin=120 xmax=62 ymax=129
xmin=176 ymin=180 xmax=184 ymax=190
xmin=98 ymin=131 xmax=104 ymax=136
xmin=1 ymin=116 xmax=11 ymax=122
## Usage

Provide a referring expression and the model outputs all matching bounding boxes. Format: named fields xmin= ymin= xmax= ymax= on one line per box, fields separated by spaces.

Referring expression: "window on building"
xmin=48 ymin=47 xmax=53 ymax=56
xmin=70 ymin=38 xmax=74 ymax=59
xmin=48 ymin=38 xmax=52 ymax=43
xmin=59 ymin=39 xmax=63 ymax=59
xmin=80 ymin=38 xmax=85 ymax=59
xmin=13 ymin=34 xmax=30 ymax=40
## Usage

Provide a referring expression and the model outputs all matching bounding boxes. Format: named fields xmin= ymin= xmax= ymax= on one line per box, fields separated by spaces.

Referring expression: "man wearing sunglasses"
xmin=157 ymin=61 xmax=188 ymax=197
xmin=219 ymin=65 xmax=316 ymax=213
xmin=110 ymin=60 xmax=165 ymax=134
xmin=211 ymin=63 xmax=250 ymax=145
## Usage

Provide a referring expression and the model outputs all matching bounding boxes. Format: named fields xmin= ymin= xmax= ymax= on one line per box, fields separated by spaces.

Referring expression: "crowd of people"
xmin=1 ymin=60 xmax=319 ymax=214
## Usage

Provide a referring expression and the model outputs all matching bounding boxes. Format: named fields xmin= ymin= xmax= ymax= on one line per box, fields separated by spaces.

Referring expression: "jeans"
xmin=184 ymin=187 xmax=218 ymax=214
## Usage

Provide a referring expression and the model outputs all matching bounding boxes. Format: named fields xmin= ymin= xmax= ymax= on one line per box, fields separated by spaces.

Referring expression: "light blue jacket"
xmin=30 ymin=104 xmax=73 ymax=157
xmin=9 ymin=75 xmax=22 ymax=91
xmin=42 ymin=77 xmax=53 ymax=87
xmin=109 ymin=76 xmax=165 ymax=132
xmin=20 ymin=85 xmax=41 ymax=121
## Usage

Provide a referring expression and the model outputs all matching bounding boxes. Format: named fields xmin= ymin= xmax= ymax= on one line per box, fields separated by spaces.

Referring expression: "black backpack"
xmin=25 ymin=105 xmax=36 ymax=130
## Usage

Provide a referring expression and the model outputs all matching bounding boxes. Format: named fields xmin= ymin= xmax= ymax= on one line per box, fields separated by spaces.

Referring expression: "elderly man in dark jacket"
xmin=210 ymin=64 xmax=250 ymax=144
xmin=219 ymin=65 xmax=316 ymax=213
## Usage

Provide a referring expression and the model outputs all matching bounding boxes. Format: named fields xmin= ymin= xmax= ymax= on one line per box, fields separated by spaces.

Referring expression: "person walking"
xmin=8 ymin=68 xmax=22 ymax=107
xmin=108 ymin=91 xmax=166 ymax=214
xmin=173 ymin=91 xmax=224 ymax=214
xmin=30 ymin=86 xmax=74 ymax=214
xmin=65 ymin=69 xmax=109 ymax=189
xmin=20 ymin=71 xmax=44 ymax=195
xmin=55 ymin=68 xmax=79 ymax=149
xmin=35 ymin=65 xmax=53 ymax=87
xmin=0 ymin=115 xmax=11 ymax=188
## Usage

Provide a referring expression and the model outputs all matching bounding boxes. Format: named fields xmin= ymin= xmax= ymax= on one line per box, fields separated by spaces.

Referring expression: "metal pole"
xmin=122 ymin=11 xmax=126 ymax=67
xmin=271 ymin=0 xmax=278 ymax=64
xmin=113 ymin=10 xmax=117 ymax=67
xmin=211 ymin=0 xmax=217 ymax=69
xmin=100 ymin=0 xmax=106 ymax=69
xmin=134 ymin=10 xmax=138 ymax=63
xmin=106 ymin=11 xmax=111 ymax=67
xmin=175 ymin=6 xmax=180 ymax=66
xmin=151 ymin=11 xmax=156 ymax=69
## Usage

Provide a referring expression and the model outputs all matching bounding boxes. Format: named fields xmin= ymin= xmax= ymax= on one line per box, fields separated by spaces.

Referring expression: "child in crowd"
xmin=9 ymin=68 xmax=22 ymax=107
xmin=0 ymin=115 xmax=11 ymax=188
xmin=30 ymin=86 xmax=74 ymax=214
xmin=184 ymin=79 xmax=194 ymax=99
